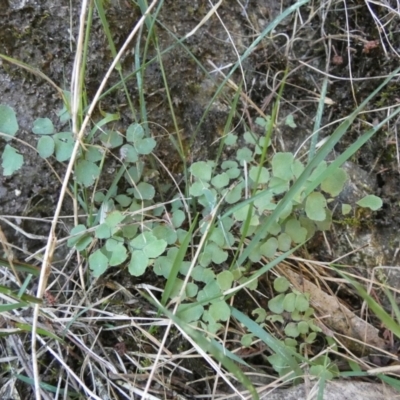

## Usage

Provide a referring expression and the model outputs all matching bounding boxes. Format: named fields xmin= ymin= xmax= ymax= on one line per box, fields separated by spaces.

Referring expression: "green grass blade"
xmin=231 ymin=307 xmax=303 ymax=378
xmin=0 ymin=284 xmax=42 ymax=305
xmin=0 ymin=302 xmax=28 ymax=312
xmin=16 ymin=374 xmax=74 ymax=395
xmin=379 ymin=374 xmax=400 ymax=391
xmin=17 ymin=274 xmax=33 ymax=298
xmin=308 ymin=77 xmax=328 ymax=162
xmin=0 ymin=257 xmax=41 ymax=276
xmin=16 ymin=323 xmax=64 ymax=342
xmin=335 ymin=268 xmax=400 ymax=340
xmin=152 ymin=300 xmax=259 ymax=400
xmin=161 ymin=214 xmax=198 ymax=307
xmin=237 ymin=65 xmax=400 ymax=267
xmin=304 ymin=105 xmax=400 ymax=197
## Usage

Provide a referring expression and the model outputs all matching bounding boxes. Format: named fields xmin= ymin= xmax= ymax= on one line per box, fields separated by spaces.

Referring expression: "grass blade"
xmin=231 ymin=307 xmax=303 ymax=379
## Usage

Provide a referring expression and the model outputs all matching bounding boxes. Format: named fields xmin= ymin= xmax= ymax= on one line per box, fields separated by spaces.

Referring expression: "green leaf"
xmin=285 ymin=219 xmax=307 ymax=244
xmin=244 ymin=131 xmax=259 ymax=145
xmin=143 ymin=238 xmax=167 ymax=258
xmin=67 ymin=224 xmax=87 ymax=247
xmin=222 ymin=160 xmax=238 ymax=169
xmin=209 ymin=301 xmax=231 ymax=322
xmin=128 ymin=250 xmax=149 ymax=276
xmin=272 ymin=152 xmax=294 ymax=181
xmin=285 ymin=114 xmax=297 ymax=128
xmin=274 ymin=277 xmax=290 ymax=293
xmin=100 ymin=130 xmax=123 ymax=148
xmin=172 ymin=209 xmax=185 ymax=228
xmin=125 ymin=163 xmax=143 ymax=184
xmin=126 ymin=123 xmax=144 ymax=142
xmin=277 ymin=233 xmax=292 ymax=251
xmin=130 ymin=231 xmax=155 ymax=250
xmin=0 ymin=105 xmax=19 ymax=140
xmin=314 ymin=209 xmax=332 ymax=231
xmin=225 ymin=183 xmax=243 ymax=204
xmin=1 ymin=145 xmax=23 ymax=176
xmin=154 ymin=256 xmax=172 ymax=278
xmin=211 ymin=172 xmax=230 ymax=189
xmin=292 ymin=159 xmax=305 ymax=178
xmin=249 ymin=166 xmax=270 ymax=184
xmin=297 ymin=321 xmax=309 ymax=335
xmin=284 ymin=322 xmax=300 ymax=338
xmin=197 ymin=280 xmax=222 ymax=303
xmin=75 ymin=160 xmax=100 ymax=187
xmin=268 ymin=293 xmax=285 ymax=314
xmin=259 ymin=237 xmax=278 ymax=258
xmin=85 ymin=147 xmax=103 ymax=162
xmin=236 ymin=147 xmax=253 ymax=163
xmin=310 ymin=365 xmax=333 ymax=380
xmin=186 ymin=282 xmax=198 ymax=298
xmin=89 ymin=249 xmax=108 ymax=277
xmin=309 ymin=161 xmax=327 ymax=181
xmin=75 ymin=235 xmax=92 ymax=252
xmin=210 ymin=244 xmax=228 ymax=264
xmin=252 ymin=308 xmax=267 ymax=323
xmin=115 ymin=194 xmax=132 ymax=207
xmin=226 ymin=167 xmax=241 ymax=180
xmin=342 ymin=203 xmax=352 ymax=215
xmin=95 ymin=223 xmax=111 ymax=239
xmin=224 ymin=133 xmax=237 ymax=146
xmin=135 ymin=137 xmax=156 ymax=154
xmin=53 ymin=132 xmax=74 ymax=162
xmin=132 ymin=182 xmax=155 ymax=200
xmin=189 ymin=181 xmax=209 ymax=197
xmin=217 ymin=271 xmax=234 ymax=291
xmin=305 ymin=332 xmax=317 ymax=344
xmin=32 ymin=117 xmax=54 ymax=135
xmin=356 ymin=194 xmax=382 ymax=211
xmin=305 ymin=192 xmax=327 ymax=221
xmin=177 ymin=303 xmax=204 ymax=323
xmin=190 ymin=161 xmax=212 ymax=181
xmin=295 ymin=294 xmax=310 ymax=312
xmin=37 ymin=136 xmax=55 ymax=158
xmin=153 ymin=225 xmax=177 ymax=245
xmin=283 ymin=292 xmax=296 ymax=312
xmin=321 ymin=168 xmax=348 ymax=197
xmin=269 ymin=177 xmax=289 ymax=194
xmin=241 ymin=333 xmax=253 ymax=347
xmin=105 ymin=210 xmax=125 ymax=228
xmin=209 ymin=227 xmax=225 ymax=247
xmin=233 ymin=204 xmax=255 ymax=222
xmin=120 ymin=144 xmax=138 ymax=162
xmin=121 ymin=223 xmax=138 ymax=239
xmin=105 ymin=236 xmax=124 ymax=251
xmin=108 ymin=243 xmax=128 ymax=266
